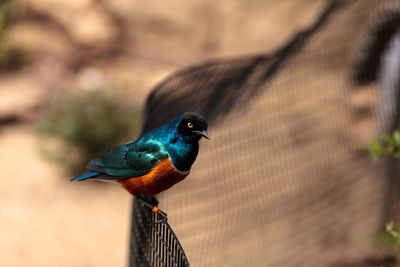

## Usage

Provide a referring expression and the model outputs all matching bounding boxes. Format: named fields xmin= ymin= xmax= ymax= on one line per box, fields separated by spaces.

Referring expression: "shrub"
xmin=362 ymin=129 xmax=400 ymax=160
xmin=0 ymin=0 xmax=33 ymax=71
xmin=381 ymin=222 xmax=400 ymax=255
xmin=38 ymin=89 xmax=142 ymax=174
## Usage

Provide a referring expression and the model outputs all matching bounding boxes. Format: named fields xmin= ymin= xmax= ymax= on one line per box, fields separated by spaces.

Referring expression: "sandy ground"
xmin=0 ymin=125 xmax=131 ymax=267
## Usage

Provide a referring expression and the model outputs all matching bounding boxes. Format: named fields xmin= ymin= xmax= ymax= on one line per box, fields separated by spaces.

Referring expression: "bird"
xmin=71 ymin=112 xmax=209 ymax=215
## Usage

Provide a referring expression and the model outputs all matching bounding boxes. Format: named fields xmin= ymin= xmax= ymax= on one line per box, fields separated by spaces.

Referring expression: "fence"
xmin=129 ymin=0 xmax=400 ymax=266
xmin=130 ymin=197 xmax=189 ymax=267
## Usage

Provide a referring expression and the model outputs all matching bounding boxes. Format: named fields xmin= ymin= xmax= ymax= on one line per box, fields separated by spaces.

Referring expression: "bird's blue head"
xmin=163 ymin=112 xmax=208 ymax=171
xmin=170 ymin=112 xmax=209 ymax=141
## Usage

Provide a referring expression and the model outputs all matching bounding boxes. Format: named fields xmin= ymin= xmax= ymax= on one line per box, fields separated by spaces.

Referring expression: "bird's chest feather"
xmin=118 ymin=158 xmax=189 ymax=196
xmin=167 ymin=138 xmax=199 ymax=172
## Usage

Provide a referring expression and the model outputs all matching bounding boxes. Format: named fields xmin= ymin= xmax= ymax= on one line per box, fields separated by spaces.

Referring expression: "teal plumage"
xmin=71 ymin=112 xmax=209 ymax=196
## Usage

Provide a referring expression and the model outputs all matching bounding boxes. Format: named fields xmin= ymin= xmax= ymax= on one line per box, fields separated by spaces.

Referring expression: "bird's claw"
xmin=153 ymin=208 xmax=168 ymax=224
xmin=136 ymin=196 xmax=168 ymax=224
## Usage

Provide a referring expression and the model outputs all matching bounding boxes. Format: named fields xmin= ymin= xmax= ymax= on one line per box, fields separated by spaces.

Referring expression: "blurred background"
xmin=1 ymin=0 xmax=398 ymax=266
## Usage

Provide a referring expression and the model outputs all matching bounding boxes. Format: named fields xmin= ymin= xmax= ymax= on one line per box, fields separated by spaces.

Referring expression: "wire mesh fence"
xmin=130 ymin=0 xmax=400 ymax=266
xmin=130 ymin=197 xmax=189 ymax=267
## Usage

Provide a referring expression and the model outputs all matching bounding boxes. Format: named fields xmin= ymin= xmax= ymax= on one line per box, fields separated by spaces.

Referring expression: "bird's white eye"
xmin=187 ymin=122 xmax=193 ymax=128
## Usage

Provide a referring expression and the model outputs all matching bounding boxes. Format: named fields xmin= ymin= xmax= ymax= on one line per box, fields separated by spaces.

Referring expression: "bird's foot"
xmin=148 ymin=196 xmax=159 ymax=206
xmin=137 ymin=195 xmax=167 ymax=224
xmin=153 ymin=207 xmax=167 ymax=224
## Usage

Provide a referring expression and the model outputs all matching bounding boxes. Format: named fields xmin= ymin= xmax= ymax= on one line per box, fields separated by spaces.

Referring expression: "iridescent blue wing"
xmin=73 ymin=139 xmax=169 ymax=180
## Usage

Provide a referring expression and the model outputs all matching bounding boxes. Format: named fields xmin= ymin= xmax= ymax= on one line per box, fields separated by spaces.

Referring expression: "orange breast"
xmin=118 ymin=158 xmax=189 ymax=196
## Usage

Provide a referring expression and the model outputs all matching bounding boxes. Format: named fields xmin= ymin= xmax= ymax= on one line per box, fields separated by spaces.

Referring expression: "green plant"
xmin=363 ymin=130 xmax=400 ymax=265
xmin=381 ymin=222 xmax=400 ymax=256
xmin=0 ymin=0 xmax=13 ymax=39
xmin=38 ymin=89 xmax=142 ymax=174
xmin=362 ymin=129 xmax=400 ymax=160
xmin=0 ymin=0 xmax=32 ymax=71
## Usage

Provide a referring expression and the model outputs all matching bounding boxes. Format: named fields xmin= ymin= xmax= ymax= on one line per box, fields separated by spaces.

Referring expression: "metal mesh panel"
xmin=130 ymin=0 xmax=400 ymax=266
xmin=130 ymin=197 xmax=190 ymax=267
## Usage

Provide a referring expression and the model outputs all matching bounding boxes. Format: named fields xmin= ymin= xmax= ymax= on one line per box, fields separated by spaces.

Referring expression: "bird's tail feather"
xmin=71 ymin=171 xmax=100 ymax=181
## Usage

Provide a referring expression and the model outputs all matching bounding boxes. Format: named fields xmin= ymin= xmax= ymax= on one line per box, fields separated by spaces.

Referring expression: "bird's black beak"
xmin=193 ymin=130 xmax=210 ymax=140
